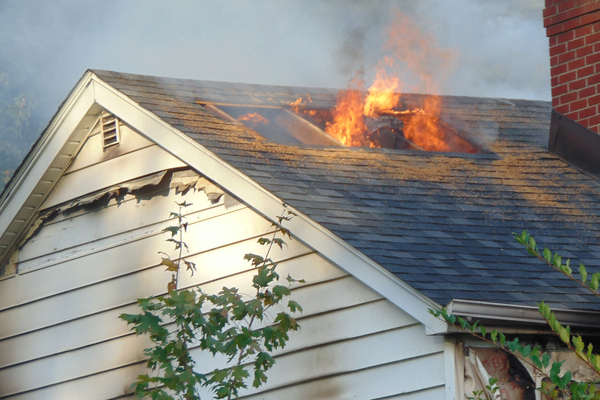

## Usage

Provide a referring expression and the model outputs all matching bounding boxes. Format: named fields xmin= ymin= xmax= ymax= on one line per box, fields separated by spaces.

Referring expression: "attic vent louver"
xmin=101 ymin=114 xmax=120 ymax=150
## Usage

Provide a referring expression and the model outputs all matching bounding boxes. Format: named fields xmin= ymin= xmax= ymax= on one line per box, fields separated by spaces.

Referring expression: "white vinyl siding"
xmin=0 ymin=138 xmax=447 ymax=399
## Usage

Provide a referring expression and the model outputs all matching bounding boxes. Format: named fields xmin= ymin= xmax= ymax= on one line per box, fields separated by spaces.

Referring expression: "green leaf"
xmin=245 ymin=253 xmax=265 ymax=267
xmin=561 ymin=371 xmax=572 ymax=389
xmin=490 ymin=330 xmax=498 ymax=343
xmin=272 ymin=285 xmax=291 ymax=299
xmin=550 ymin=360 xmax=565 ymax=385
xmin=591 ymin=273 xmax=600 ymax=292
xmin=257 ymin=237 xmax=271 ymax=246
xmin=530 ymin=355 xmax=542 ymax=368
xmin=542 ymin=352 xmax=551 ymax=368
xmin=288 ymin=300 xmax=303 ymax=313
xmin=559 ymin=258 xmax=572 ymax=276
xmin=580 ymin=263 xmax=588 ymax=284
xmin=162 ymin=226 xmax=179 ymax=237
xmin=543 ymin=247 xmax=552 ymax=262
xmin=528 ymin=236 xmax=537 ymax=252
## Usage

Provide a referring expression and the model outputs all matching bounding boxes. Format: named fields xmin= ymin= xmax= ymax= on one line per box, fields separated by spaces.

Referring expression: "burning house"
xmin=2 ymin=2 xmax=600 ymax=399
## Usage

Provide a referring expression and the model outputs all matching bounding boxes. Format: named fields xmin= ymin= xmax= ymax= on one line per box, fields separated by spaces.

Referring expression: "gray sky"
xmin=0 ymin=0 xmax=550 ymax=124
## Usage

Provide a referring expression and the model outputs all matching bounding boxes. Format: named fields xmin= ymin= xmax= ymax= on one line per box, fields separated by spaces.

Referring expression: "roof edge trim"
xmin=0 ymin=71 xmax=97 ymax=259
xmin=448 ymin=299 xmax=600 ymax=329
xmin=0 ymin=71 xmax=94 ymax=215
xmin=91 ymin=74 xmax=448 ymax=334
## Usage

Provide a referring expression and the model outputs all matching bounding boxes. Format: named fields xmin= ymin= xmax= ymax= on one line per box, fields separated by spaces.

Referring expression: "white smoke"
xmin=0 ymin=0 xmax=550 ymax=126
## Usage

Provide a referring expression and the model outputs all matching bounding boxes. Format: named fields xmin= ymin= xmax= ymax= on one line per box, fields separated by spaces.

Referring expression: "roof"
xmin=25 ymin=69 xmax=600 ymax=312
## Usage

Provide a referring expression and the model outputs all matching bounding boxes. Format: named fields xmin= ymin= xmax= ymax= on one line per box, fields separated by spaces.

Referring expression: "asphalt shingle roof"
xmin=92 ymin=69 xmax=600 ymax=311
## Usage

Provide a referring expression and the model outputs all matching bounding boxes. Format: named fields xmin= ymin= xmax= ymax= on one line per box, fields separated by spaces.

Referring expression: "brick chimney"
xmin=544 ymin=0 xmax=600 ymax=133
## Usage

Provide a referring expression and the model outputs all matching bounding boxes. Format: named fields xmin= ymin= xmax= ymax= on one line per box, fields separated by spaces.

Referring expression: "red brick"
xmin=588 ymin=113 xmax=600 ymax=125
xmin=556 ymin=30 xmax=575 ymax=44
xmin=553 ymin=97 xmax=561 ymax=107
xmin=577 ymin=44 xmax=595 ymax=57
xmin=569 ymin=3 xmax=600 ymax=20
xmin=590 ymin=73 xmax=600 ymax=84
xmin=553 ymin=83 xmax=569 ymax=97
xmin=545 ymin=4 xmax=558 ymax=18
xmin=552 ymin=43 xmax=568 ymax=56
xmin=591 ymin=125 xmax=600 ymax=133
xmin=579 ymin=85 xmax=596 ymax=98
xmin=588 ymin=95 xmax=600 ymax=106
xmin=552 ymin=63 xmax=569 ymax=76
xmin=555 ymin=104 xmax=570 ymax=114
xmin=550 ymin=36 xmax=558 ymax=46
xmin=585 ymin=32 xmax=600 ymax=45
xmin=569 ymin=77 xmax=588 ymax=91
xmin=594 ymin=20 xmax=600 ymax=31
xmin=568 ymin=37 xmax=585 ymax=50
xmin=580 ymin=117 xmax=590 ymax=127
xmin=579 ymin=10 xmax=600 ymax=27
xmin=571 ymin=98 xmax=589 ymax=111
xmin=594 ymin=43 xmax=600 ymax=51
xmin=566 ymin=111 xmax=580 ymax=119
xmin=560 ymin=91 xmax=579 ymax=104
xmin=586 ymin=52 xmax=600 ymax=65
xmin=577 ymin=65 xmax=595 ymax=78
xmin=580 ymin=105 xmax=597 ymax=118
xmin=548 ymin=23 xmax=566 ymax=37
xmin=552 ymin=76 xmax=560 ymax=87
xmin=552 ymin=55 xmax=560 ymax=66
xmin=559 ymin=71 xmax=577 ymax=83
xmin=552 ymin=4 xmax=600 ymax=26
xmin=558 ymin=0 xmax=575 ymax=13
xmin=545 ymin=16 xmax=556 ymax=28
xmin=568 ymin=58 xmax=586 ymax=71
xmin=559 ymin=50 xmax=576 ymax=64
xmin=596 ymin=63 xmax=600 ymax=73
xmin=589 ymin=93 xmax=600 ymax=105
xmin=575 ymin=24 xmax=594 ymax=38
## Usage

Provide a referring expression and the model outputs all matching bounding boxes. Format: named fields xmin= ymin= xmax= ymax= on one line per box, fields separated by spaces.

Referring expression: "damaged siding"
xmin=0 ymin=121 xmax=447 ymax=399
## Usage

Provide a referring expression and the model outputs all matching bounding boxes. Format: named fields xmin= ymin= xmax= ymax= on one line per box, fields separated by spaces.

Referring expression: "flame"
xmin=290 ymin=95 xmax=312 ymax=113
xmin=325 ymin=77 xmax=368 ymax=147
xmin=403 ymin=96 xmax=451 ymax=151
xmin=237 ymin=112 xmax=269 ymax=125
xmin=324 ymin=10 xmax=463 ymax=153
xmin=363 ymin=58 xmax=401 ymax=118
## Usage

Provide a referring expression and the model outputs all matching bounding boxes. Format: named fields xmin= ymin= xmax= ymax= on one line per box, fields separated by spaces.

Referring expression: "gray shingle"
xmin=91 ymin=69 xmax=600 ymax=312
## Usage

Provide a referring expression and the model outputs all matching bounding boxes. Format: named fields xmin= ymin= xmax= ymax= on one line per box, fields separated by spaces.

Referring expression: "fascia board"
xmin=91 ymin=76 xmax=448 ymax=334
xmin=0 ymin=72 xmax=96 ymax=239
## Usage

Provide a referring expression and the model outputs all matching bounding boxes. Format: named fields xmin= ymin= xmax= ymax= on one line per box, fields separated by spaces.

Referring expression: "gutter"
xmin=447 ymin=299 xmax=600 ymax=330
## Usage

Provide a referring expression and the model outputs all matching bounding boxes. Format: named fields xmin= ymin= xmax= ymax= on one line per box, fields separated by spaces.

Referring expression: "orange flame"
xmin=403 ymin=96 xmax=450 ymax=151
xmin=237 ymin=112 xmax=269 ymax=125
xmin=363 ymin=58 xmax=401 ymax=118
xmin=325 ymin=77 xmax=368 ymax=147
xmin=325 ymin=10 xmax=461 ymax=152
xmin=290 ymin=95 xmax=312 ymax=113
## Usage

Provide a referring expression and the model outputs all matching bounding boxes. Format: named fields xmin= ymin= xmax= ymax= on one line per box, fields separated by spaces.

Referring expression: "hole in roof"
xmin=202 ymin=101 xmax=483 ymax=153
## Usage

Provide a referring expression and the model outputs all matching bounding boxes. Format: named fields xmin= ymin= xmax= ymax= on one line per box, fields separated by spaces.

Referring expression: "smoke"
xmin=0 ymin=0 xmax=549 ymax=130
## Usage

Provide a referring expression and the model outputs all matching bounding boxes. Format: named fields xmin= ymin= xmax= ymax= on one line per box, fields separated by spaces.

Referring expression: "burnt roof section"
xmin=91 ymin=69 xmax=600 ymax=311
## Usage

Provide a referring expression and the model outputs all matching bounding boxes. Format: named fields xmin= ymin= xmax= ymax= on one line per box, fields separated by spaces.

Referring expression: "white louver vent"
xmin=101 ymin=114 xmax=120 ymax=150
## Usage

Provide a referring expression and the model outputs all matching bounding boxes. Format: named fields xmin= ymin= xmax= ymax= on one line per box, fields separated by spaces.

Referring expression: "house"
xmin=3 ymin=3 xmax=600 ymax=399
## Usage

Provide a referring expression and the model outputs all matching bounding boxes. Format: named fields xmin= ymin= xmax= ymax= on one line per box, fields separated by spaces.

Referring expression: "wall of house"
xmin=0 ymin=121 xmax=446 ymax=399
